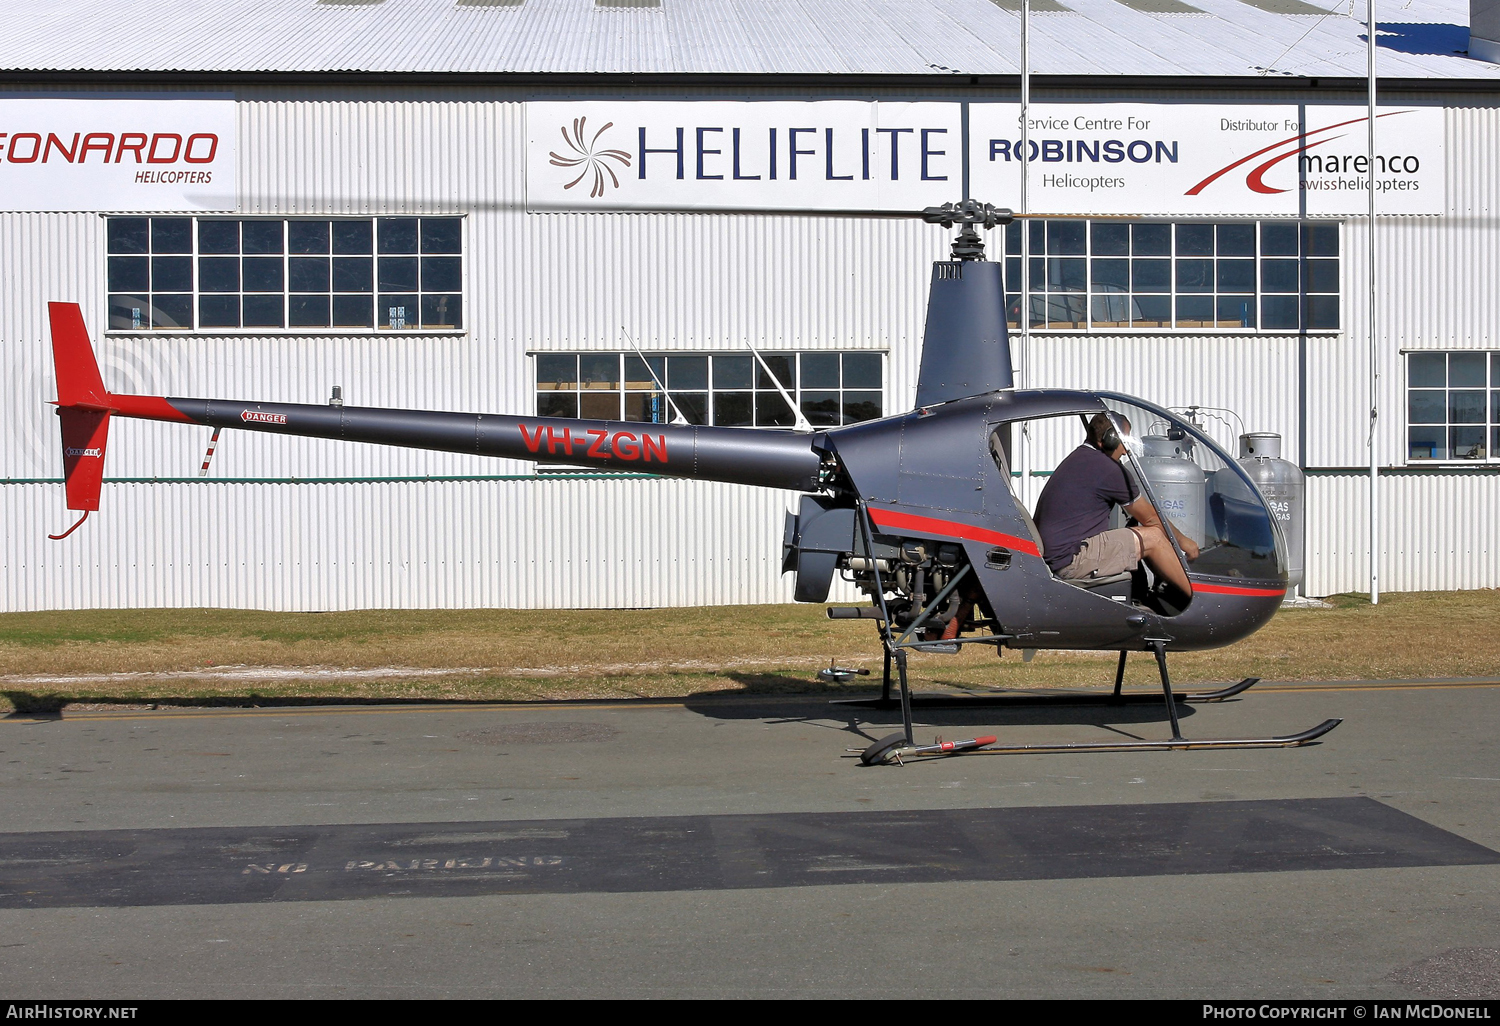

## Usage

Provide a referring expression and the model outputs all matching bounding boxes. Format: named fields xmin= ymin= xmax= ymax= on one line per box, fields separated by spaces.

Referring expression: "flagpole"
xmin=1018 ymin=0 xmax=1032 ymax=506
xmin=1367 ymin=0 xmax=1380 ymax=605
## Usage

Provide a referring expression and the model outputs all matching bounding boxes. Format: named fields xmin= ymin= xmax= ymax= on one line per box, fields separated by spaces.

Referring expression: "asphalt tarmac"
xmin=2 ymin=677 xmax=1499 ymax=999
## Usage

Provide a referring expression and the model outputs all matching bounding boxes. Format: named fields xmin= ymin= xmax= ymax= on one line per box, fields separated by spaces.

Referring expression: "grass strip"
xmin=1 ymin=590 xmax=1496 ymax=713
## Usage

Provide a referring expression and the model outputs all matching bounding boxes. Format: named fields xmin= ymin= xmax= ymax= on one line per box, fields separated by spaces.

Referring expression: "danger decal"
xmin=241 ymin=410 xmax=287 ymax=425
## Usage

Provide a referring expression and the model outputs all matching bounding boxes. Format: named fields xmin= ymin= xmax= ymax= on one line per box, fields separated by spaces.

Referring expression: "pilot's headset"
xmin=1088 ymin=411 xmax=1124 ymax=453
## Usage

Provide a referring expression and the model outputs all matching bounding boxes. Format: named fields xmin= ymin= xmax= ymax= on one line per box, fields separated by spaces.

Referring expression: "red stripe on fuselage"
xmin=868 ymin=508 xmax=1042 ymax=558
xmin=1192 ymin=582 xmax=1286 ymax=597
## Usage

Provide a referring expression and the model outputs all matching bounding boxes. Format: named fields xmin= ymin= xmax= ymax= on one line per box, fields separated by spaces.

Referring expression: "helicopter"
xmin=43 ymin=198 xmax=1340 ymax=766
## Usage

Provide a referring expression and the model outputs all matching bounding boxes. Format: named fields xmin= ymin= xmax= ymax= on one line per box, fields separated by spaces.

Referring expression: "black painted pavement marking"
xmin=0 ymin=798 xmax=1494 ymax=909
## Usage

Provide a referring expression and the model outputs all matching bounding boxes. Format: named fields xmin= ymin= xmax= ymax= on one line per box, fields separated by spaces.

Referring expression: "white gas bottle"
xmin=1136 ymin=433 xmax=1207 ymax=548
xmin=1212 ymin=432 xmax=1305 ymax=594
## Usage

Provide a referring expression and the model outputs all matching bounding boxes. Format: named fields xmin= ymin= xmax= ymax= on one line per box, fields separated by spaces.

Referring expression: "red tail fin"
xmin=57 ymin=408 xmax=111 ymax=512
xmin=48 ymin=301 xmax=108 ymax=409
xmin=47 ymin=303 xmax=111 ymax=521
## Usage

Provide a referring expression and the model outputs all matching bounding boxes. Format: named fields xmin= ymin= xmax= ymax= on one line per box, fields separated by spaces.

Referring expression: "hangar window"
xmin=1002 ymin=219 xmax=1339 ymax=333
xmin=1406 ymin=351 xmax=1500 ymax=462
xmin=533 ymin=352 xmax=883 ymax=427
xmin=105 ymin=216 xmax=463 ymax=333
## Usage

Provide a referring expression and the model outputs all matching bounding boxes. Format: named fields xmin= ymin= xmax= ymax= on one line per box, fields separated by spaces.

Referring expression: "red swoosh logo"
xmin=1244 ymin=136 xmax=1340 ymax=194
xmin=1184 ymin=110 xmax=1410 ymax=197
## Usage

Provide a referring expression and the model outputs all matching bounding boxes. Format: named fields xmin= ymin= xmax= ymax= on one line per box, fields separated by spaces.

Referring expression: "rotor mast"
xmin=911 ymin=201 xmax=1016 ymax=408
xmin=919 ymin=199 xmax=1013 ymax=261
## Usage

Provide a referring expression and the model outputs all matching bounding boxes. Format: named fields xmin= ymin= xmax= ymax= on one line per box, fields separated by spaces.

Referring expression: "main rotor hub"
xmin=919 ymin=200 xmax=1015 ymax=261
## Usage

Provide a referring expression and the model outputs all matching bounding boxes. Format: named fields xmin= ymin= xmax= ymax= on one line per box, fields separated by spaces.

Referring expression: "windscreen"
xmin=1098 ymin=394 xmax=1287 ymax=583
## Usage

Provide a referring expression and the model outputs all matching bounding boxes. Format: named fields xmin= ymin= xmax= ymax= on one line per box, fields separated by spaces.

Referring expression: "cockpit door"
xmin=1098 ymin=394 xmax=1288 ymax=591
xmin=1103 ymin=410 xmax=1195 ymax=610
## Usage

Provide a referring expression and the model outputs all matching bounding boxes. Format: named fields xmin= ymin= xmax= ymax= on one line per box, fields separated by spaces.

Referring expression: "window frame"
xmin=1404 ymin=350 xmax=1500 ymax=465
xmin=531 ymin=350 xmax=887 ymax=430
xmin=1002 ymin=218 xmax=1342 ymax=335
xmin=101 ymin=214 xmax=467 ymax=336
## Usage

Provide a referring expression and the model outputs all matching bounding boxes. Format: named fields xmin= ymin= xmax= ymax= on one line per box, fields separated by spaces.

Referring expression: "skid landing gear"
xmin=857 ymin=732 xmax=999 ymax=766
xmin=834 ymin=647 xmax=1261 ymax=711
xmin=852 ymin=640 xmax=1341 ymax=766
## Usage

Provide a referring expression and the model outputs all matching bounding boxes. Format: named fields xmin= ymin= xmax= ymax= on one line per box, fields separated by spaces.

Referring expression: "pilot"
xmin=1033 ymin=412 xmax=1200 ymax=597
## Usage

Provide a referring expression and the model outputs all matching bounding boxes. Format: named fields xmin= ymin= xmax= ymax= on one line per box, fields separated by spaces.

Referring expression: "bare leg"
xmin=1131 ymin=525 xmax=1193 ymax=597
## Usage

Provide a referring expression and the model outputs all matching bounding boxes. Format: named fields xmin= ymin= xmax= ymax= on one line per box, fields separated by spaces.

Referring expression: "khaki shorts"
xmin=1057 ymin=527 xmax=1141 ymax=580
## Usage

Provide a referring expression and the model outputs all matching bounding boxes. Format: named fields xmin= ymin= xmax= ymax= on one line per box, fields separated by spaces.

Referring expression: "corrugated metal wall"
xmin=2 ymin=83 xmax=1497 ymax=609
xmin=2 ymin=478 xmax=817 ymax=610
xmin=1307 ymin=96 xmax=1500 ymax=469
xmin=1307 ymin=471 xmax=1500 ymax=594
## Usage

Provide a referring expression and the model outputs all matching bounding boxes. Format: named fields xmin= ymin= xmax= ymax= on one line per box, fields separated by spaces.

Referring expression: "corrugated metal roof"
xmin=0 ymin=0 xmax=1491 ymax=79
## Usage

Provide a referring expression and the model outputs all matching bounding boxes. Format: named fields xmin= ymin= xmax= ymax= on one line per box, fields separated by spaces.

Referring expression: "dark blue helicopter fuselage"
xmin=822 ymin=387 xmax=1287 ymax=653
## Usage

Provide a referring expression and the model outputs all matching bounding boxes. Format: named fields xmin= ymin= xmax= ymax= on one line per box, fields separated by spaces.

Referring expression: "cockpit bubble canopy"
xmin=1099 ymin=394 xmax=1288 ymax=585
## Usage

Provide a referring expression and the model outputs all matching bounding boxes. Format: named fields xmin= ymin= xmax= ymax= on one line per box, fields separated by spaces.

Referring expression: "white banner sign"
xmin=968 ymin=103 xmax=1445 ymax=216
xmin=527 ymin=101 xmax=1444 ymax=217
xmin=527 ymin=101 xmax=962 ymax=212
xmin=0 ymin=98 xmax=235 ymax=212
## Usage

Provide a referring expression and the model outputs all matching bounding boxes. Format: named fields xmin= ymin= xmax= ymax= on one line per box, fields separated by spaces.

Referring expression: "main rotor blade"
xmin=294 ymin=196 xmax=940 ymax=218
xmin=244 ymin=195 xmax=1228 ymax=221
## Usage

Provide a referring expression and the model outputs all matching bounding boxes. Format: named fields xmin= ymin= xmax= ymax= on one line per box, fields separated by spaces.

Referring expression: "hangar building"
xmin=1 ymin=0 xmax=1497 ymax=610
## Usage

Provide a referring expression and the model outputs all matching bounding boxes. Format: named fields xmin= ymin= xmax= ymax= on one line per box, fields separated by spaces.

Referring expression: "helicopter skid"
xmin=845 ymin=642 xmax=1340 ymax=766
xmin=830 ymin=675 xmax=1260 ymax=710
xmin=857 ymin=717 xmax=1341 ymax=765
xmin=940 ymin=716 xmax=1342 ymax=756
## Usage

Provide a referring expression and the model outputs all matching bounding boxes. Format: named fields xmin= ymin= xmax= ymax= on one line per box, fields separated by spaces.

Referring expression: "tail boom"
xmin=155 ymin=397 xmax=825 ymax=491
xmin=46 ymin=301 xmax=825 ymax=507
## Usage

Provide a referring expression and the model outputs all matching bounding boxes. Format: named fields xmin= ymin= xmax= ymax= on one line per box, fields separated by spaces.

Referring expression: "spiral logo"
xmin=548 ymin=117 xmax=632 ymax=198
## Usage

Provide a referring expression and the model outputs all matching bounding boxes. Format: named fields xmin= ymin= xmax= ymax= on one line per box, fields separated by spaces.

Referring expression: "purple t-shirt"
xmin=1033 ymin=444 xmax=1139 ymax=572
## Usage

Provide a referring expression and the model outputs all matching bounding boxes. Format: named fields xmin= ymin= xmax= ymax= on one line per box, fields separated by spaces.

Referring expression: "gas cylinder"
xmin=1212 ymin=432 xmax=1305 ymax=594
xmin=1136 ymin=433 xmax=1207 ymax=548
